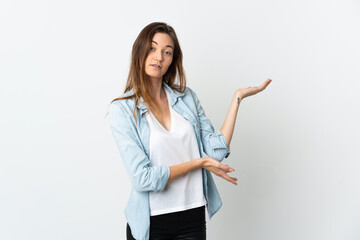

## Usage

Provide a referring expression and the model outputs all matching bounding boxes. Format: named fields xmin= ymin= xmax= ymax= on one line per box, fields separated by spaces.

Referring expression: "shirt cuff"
xmin=214 ymin=130 xmax=231 ymax=158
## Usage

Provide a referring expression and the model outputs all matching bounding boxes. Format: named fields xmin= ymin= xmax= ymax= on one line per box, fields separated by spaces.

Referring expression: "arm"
xmin=220 ymin=92 xmax=242 ymax=148
xmin=108 ymin=102 xmax=170 ymax=192
xmin=189 ymin=88 xmax=230 ymax=162
xmin=220 ymin=79 xmax=272 ymax=147
xmin=168 ymin=157 xmax=238 ymax=185
xmin=168 ymin=158 xmax=203 ymax=183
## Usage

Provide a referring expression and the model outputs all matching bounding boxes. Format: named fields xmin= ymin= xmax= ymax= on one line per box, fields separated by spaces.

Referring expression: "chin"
xmin=146 ymin=74 xmax=164 ymax=81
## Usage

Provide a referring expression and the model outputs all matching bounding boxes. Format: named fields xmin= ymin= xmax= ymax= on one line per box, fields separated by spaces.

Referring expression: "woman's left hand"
xmin=236 ymin=78 xmax=272 ymax=100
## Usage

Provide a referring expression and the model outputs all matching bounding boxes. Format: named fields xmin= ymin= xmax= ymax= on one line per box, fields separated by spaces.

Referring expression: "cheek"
xmin=165 ymin=58 xmax=173 ymax=69
xmin=145 ymin=56 xmax=150 ymax=65
xmin=145 ymin=53 xmax=153 ymax=63
xmin=162 ymin=63 xmax=172 ymax=72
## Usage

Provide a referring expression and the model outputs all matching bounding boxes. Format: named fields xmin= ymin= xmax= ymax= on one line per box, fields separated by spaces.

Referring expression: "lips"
xmin=151 ymin=64 xmax=162 ymax=69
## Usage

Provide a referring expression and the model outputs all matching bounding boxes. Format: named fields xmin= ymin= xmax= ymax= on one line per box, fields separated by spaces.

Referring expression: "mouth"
xmin=150 ymin=64 xmax=162 ymax=69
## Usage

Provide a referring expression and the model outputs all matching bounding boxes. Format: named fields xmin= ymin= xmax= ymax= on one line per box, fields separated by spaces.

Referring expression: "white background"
xmin=1 ymin=0 xmax=359 ymax=239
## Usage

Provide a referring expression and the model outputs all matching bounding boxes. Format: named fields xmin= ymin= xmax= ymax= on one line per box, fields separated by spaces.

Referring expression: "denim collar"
xmin=134 ymin=81 xmax=186 ymax=115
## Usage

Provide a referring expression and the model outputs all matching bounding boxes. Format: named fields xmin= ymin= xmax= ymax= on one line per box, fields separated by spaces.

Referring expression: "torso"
xmin=145 ymin=86 xmax=206 ymax=216
xmin=151 ymin=91 xmax=171 ymax=132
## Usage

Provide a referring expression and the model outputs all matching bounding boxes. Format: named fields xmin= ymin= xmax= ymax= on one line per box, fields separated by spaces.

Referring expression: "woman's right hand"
xmin=202 ymin=157 xmax=238 ymax=186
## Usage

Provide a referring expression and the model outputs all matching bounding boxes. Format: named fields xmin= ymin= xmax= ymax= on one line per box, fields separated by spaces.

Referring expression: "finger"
xmin=226 ymin=168 xmax=235 ymax=173
xmin=262 ymin=79 xmax=272 ymax=88
xmin=223 ymin=174 xmax=238 ymax=185
xmin=229 ymin=176 xmax=238 ymax=182
xmin=222 ymin=165 xmax=235 ymax=173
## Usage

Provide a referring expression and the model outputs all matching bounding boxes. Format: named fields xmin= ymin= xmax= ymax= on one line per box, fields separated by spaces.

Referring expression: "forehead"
xmin=151 ymin=33 xmax=174 ymax=47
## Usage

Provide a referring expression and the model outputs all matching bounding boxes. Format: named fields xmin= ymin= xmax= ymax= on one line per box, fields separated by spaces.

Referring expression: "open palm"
xmin=237 ymin=78 xmax=272 ymax=99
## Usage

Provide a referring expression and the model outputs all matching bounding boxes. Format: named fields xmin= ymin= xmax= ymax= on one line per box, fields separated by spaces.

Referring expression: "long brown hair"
xmin=106 ymin=22 xmax=186 ymax=124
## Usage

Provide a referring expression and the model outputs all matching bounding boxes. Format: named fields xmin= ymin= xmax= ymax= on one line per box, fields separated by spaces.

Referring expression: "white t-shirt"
xmin=145 ymin=87 xmax=207 ymax=216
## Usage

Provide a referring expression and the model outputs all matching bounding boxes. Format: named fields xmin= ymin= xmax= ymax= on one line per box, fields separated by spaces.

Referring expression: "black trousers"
xmin=126 ymin=205 xmax=206 ymax=240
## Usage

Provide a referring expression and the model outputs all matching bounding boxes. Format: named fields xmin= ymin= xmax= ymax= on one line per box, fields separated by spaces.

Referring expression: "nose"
xmin=154 ymin=50 xmax=163 ymax=61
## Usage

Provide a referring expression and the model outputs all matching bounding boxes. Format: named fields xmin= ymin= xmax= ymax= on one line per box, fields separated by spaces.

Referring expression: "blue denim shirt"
xmin=108 ymin=81 xmax=230 ymax=240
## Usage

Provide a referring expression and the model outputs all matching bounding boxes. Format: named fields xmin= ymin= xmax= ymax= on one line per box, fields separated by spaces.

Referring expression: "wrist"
xmin=234 ymin=91 xmax=243 ymax=101
xmin=199 ymin=157 xmax=208 ymax=168
xmin=233 ymin=91 xmax=243 ymax=103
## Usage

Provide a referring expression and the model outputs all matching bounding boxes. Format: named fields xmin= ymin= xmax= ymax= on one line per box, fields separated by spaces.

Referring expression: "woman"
xmin=108 ymin=22 xmax=272 ymax=240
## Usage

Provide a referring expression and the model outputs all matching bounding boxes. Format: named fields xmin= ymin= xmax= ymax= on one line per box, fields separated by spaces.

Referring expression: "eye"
xmin=165 ymin=51 xmax=172 ymax=55
xmin=150 ymin=46 xmax=155 ymax=51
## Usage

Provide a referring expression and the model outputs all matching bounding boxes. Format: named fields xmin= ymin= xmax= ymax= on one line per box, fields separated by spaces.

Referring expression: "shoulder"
xmin=182 ymin=85 xmax=199 ymax=102
xmin=185 ymin=86 xmax=196 ymax=96
xmin=109 ymin=93 xmax=136 ymax=119
xmin=171 ymin=83 xmax=196 ymax=98
xmin=172 ymin=85 xmax=201 ymax=111
xmin=108 ymin=100 xmax=126 ymax=124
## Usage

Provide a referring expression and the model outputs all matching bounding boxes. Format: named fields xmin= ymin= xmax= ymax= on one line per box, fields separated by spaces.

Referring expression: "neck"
xmin=150 ymin=80 xmax=166 ymax=101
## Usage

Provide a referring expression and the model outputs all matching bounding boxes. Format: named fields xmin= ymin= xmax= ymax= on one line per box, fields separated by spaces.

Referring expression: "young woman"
xmin=108 ymin=22 xmax=272 ymax=240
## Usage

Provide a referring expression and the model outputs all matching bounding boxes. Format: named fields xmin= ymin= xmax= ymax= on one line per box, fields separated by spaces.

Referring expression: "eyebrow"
xmin=152 ymin=40 xmax=174 ymax=50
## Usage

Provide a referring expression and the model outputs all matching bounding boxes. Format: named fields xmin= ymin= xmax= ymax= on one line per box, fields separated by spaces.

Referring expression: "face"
xmin=144 ymin=32 xmax=174 ymax=83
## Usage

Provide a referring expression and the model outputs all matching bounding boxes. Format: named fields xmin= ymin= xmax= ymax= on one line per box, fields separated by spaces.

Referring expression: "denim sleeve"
xmin=189 ymin=88 xmax=231 ymax=161
xmin=108 ymin=101 xmax=170 ymax=192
